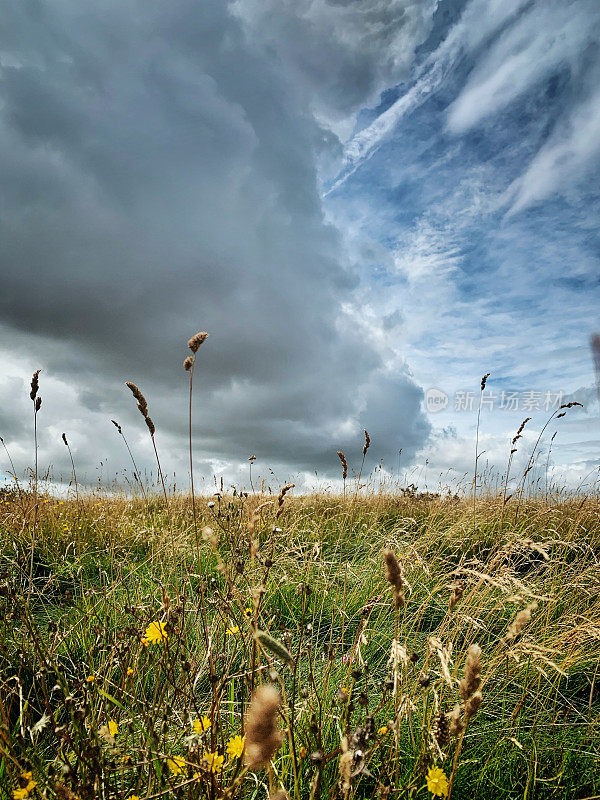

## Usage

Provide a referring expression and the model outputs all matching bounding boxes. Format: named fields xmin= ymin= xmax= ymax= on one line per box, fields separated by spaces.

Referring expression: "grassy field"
xmin=1 ymin=487 xmax=599 ymax=800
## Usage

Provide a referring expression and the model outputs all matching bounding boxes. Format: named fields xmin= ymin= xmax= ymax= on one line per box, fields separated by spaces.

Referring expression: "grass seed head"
xmin=459 ymin=644 xmax=482 ymax=702
xmin=188 ymin=331 xmax=209 ymax=353
xmin=363 ymin=430 xmax=371 ymax=456
xmin=337 ymin=451 xmax=348 ymax=480
xmin=504 ymin=602 xmax=538 ymax=642
xmin=465 ymin=690 xmax=483 ymax=720
xmin=448 ymin=704 xmax=464 ymax=736
xmin=244 ymin=685 xmax=282 ymax=769
xmin=30 ymin=369 xmax=41 ymax=400
xmin=383 ymin=549 xmax=405 ymax=607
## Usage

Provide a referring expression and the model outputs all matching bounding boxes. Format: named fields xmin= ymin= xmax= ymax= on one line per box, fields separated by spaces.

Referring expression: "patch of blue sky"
xmin=323 ymin=0 xmax=600 ymax=485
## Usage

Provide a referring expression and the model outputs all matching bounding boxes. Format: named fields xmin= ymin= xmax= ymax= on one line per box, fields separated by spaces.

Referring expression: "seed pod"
xmin=255 ymin=630 xmax=294 ymax=666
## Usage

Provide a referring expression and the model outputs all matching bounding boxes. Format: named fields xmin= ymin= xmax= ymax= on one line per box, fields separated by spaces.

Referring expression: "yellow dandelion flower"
xmin=142 ymin=620 xmax=168 ymax=645
xmin=127 ymin=796 xmax=140 ymax=800
xmin=226 ymin=734 xmax=245 ymax=759
xmin=426 ymin=766 xmax=449 ymax=797
xmin=86 ymin=675 xmax=95 ymax=683
xmin=167 ymin=755 xmax=186 ymax=775
xmin=127 ymin=667 xmax=134 ymax=676
xmin=108 ymin=719 xmax=118 ymax=737
xmin=13 ymin=774 xmax=37 ymax=800
xmin=192 ymin=716 xmax=211 ymax=734
xmin=226 ymin=625 xmax=239 ymax=635
xmin=203 ymin=751 xmax=224 ymax=774
xmin=378 ymin=726 xmax=388 ymax=736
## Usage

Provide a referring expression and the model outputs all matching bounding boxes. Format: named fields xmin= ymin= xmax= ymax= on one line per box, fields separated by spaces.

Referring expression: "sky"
xmin=1 ymin=0 xmax=599 ymax=496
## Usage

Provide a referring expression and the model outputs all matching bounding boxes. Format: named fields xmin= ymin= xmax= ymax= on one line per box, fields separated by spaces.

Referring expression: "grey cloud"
xmin=231 ymin=0 xmax=438 ymax=132
xmin=0 ymin=0 xmax=429 ymax=485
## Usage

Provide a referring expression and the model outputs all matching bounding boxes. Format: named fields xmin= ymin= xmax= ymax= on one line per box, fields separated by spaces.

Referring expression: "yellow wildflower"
xmin=13 ymin=773 xmax=37 ymax=800
xmin=299 ymin=746 xmax=307 ymax=759
xmin=86 ymin=675 xmax=95 ymax=683
xmin=127 ymin=796 xmax=140 ymax=800
xmin=192 ymin=716 xmax=211 ymax=734
xmin=226 ymin=734 xmax=245 ymax=759
xmin=108 ymin=719 xmax=118 ymax=737
xmin=127 ymin=667 xmax=134 ymax=676
xmin=142 ymin=620 xmax=168 ymax=645
xmin=203 ymin=751 xmax=224 ymax=774
xmin=227 ymin=625 xmax=239 ymax=635
xmin=426 ymin=766 xmax=449 ymax=797
xmin=378 ymin=726 xmax=388 ymax=736
xmin=167 ymin=755 xmax=186 ymax=775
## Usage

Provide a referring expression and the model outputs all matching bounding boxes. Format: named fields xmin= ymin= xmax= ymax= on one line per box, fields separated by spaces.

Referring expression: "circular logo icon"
xmin=426 ymin=387 xmax=449 ymax=413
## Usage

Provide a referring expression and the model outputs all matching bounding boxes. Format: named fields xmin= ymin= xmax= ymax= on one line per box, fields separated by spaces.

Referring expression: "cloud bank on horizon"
xmin=0 ymin=0 xmax=598 ymax=492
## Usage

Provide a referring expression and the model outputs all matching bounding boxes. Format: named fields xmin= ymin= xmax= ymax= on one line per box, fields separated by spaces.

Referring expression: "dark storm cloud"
xmin=0 ymin=0 xmax=430 ymax=483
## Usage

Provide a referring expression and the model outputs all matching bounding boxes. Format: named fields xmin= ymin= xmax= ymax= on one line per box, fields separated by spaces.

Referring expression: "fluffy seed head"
xmin=276 ymin=483 xmax=294 ymax=519
xmin=244 ymin=685 xmax=282 ymax=769
xmin=459 ymin=644 xmax=482 ymax=702
xmin=30 ymin=369 xmax=41 ymax=400
xmin=188 ymin=331 xmax=209 ymax=353
xmin=383 ymin=550 xmax=403 ymax=589
xmin=183 ymin=355 xmax=195 ymax=371
xmin=337 ymin=451 xmax=348 ymax=480
xmin=505 ymin=602 xmax=537 ymax=643
xmin=465 ymin=690 xmax=483 ymax=720
xmin=363 ymin=430 xmax=371 ymax=456
xmin=125 ymin=382 xmax=149 ymax=416
xmin=447 ymin=704 xmax=463 ymax=736
xmin=383 ymin=550 xmax=405 ymax=609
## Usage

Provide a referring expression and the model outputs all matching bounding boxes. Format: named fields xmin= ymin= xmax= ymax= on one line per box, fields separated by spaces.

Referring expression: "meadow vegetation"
xmin=0 ymin=341 xmax=599 ymax=800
